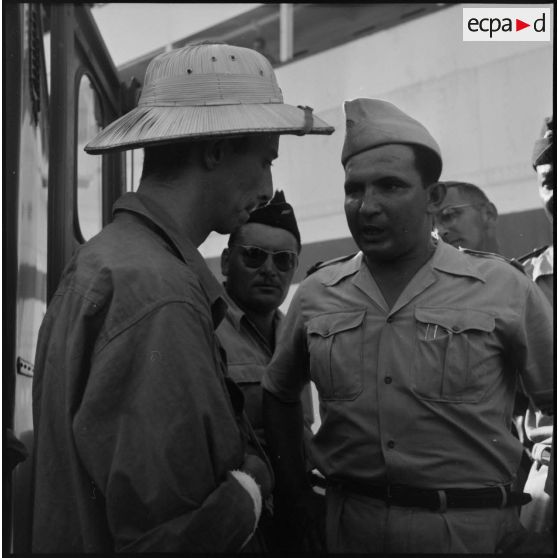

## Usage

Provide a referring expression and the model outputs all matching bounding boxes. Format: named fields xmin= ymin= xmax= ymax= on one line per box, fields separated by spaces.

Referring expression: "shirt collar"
xmin=113 ymin=189 xmax=226 ymax=323
xmin=319 ymin=235 xmax=490 ymax=290
xmin=222 ymin=289 xmax=245 ymax=330
xmin=322 ymin=252 xmax=363 ymax=286
xmin=221 ymin=287 xmax=283 ymax=332
xmin=322 ymin=241 xmax=485 ymax=285
xmin=431 ymin=241 xmax=487 ymax=282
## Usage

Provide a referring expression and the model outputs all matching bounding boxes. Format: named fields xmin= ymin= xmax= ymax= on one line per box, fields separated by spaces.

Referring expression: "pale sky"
xmin=91 ymin=3 xmax=262 ymax=67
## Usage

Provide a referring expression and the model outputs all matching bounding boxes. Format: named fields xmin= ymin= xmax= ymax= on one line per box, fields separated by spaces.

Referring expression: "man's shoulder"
xmin=305 ymin=252 xmax=360 ymax=278
xmin=459 ymin=248 xmax=527 ymax=275
xmin=66 ymin=225 xmax=207 ymax=317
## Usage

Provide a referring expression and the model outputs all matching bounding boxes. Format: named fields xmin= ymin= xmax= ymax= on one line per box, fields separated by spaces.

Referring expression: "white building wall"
xmin=199 ymin=3 xmax=554 ymax=259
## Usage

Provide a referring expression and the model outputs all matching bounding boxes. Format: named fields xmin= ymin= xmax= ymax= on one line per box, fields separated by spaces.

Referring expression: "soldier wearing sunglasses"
xmin=217 ymin=190 xmax=316 ymax=550
xmin=218 ymin=190 xmax=311 ymax=448
xmin=433 ymin=181 xmax=500 ymax=254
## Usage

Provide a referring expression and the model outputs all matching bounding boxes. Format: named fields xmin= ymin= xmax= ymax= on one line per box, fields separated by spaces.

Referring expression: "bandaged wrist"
xmin=230 ymin=469 xmax=262 ymax=548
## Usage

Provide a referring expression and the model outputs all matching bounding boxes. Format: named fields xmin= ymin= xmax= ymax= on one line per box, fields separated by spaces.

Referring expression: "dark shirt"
xmin=32 ymin=188 xmax=263 ymax=552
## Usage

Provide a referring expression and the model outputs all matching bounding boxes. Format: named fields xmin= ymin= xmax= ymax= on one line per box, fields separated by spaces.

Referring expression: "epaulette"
xmin=516 ymin=245 xmax=550 ymax=263
xmin=460 ymin=248 xmax=526 ymax=274
xmin=306 ymin=252 xmax=359 ymax=277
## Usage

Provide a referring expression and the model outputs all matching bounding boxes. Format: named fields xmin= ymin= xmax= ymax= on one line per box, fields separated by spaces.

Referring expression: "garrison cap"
xmin=245 ymin=190 xmax=301 ymax=246
xmin=532 ymin=115 xmax=553 ymax=168
xmin=341 ymin=98 xmax=442 ymax=180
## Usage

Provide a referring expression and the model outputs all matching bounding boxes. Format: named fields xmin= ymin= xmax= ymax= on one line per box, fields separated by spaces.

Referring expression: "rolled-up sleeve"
xmin=73 ymin=301 xmax=258 ymax=552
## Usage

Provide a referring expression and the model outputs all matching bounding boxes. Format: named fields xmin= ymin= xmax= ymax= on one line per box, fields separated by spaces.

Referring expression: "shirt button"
xmin=452 ymin=325 xmax=460 ymax=332
xmin=387 ymin=440 xmax=395 ymax=449
xmin=384 ymin=376 xmax=392 ymax=384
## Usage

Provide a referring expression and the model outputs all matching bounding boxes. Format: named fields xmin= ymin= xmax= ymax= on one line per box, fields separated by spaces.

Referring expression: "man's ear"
xmin=426 ymin=181 xmax=446 ymax=214
xmin=482 ymin=202 xmax=498 ymax=226
xmin=221 ymin=248 xmax=230 ymax=276
xmin=203 ymin=139 xmax=228 ymax=170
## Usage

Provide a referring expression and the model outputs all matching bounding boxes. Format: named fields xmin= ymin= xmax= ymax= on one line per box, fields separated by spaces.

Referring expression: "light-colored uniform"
xmin=520 ymin=244 xmax=554 ymax=533
xmin=263 ymin=240 xmax=553 ymax=553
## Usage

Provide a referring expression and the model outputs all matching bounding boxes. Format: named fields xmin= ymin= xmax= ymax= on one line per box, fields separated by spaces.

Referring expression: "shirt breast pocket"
xmin=412 ymin=307 xmax=496 ymax=403
xmin=306 ymin=310 xmax=366 ymax=401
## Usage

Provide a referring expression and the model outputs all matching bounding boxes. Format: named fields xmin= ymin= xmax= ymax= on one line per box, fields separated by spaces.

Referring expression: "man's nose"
xmin=258 ymin=170 xmax=273 ymax=206
xmin=359 ymin=186 xmax=382 ymax=215
xmin=259 ymin=254 xmax=277 ymax=275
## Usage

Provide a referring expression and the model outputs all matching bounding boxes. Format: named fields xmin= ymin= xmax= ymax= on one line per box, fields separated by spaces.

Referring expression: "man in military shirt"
xmin=262 ymin=99 xmax=553 ymax=553
xmin=518 ymin=115 xmax=554 ymax=305
xmin=217 ymin=190 xmax=314 ymax=454
xmin=433 ymin=182 xmax=532 ymax=452
xmin=517 ymin=115 xmax=554 ymax=536
xmin=217 ymin=190 xmax=316 ymax=551
xmin=433 ymin=181 xmax=500 ymax=254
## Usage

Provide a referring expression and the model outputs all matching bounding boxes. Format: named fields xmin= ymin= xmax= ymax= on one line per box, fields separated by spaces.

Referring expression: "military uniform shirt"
xmin=521 ymin=244 xmax=554 ymax=500
xmin=522 ymin=245 xmax=554 ymax=307
xmin=263 ymin=241 xmax=553 ymax=489
xmin=217 ymin=291 xmax=315 ymax=454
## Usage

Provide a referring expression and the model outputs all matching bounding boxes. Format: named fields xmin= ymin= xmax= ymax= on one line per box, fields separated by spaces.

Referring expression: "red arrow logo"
xmin=516 ymin=19 xmax=530 ymax=31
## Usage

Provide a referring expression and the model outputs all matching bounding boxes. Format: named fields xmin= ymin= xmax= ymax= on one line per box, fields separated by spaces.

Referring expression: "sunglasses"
xmin=231 ymin=244 xmax=298 ymax=272
xmin=433 ymin=203 xmax=483 ymax=226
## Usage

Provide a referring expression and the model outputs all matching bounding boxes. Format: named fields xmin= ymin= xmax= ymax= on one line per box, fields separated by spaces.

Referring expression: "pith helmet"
xmin=86 ymin=43 xmax=334 ymax=154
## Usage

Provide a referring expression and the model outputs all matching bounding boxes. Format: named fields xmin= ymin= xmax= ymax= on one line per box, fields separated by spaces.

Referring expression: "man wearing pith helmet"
xmin=263 ymin=98 xmax=553 ymax=553
xmin=31 ymin=42 xmax=333 ymax=553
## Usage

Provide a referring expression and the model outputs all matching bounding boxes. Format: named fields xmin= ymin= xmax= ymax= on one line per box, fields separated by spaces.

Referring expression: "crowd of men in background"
xmin=27 ymin=42 xmax=554 ymax=554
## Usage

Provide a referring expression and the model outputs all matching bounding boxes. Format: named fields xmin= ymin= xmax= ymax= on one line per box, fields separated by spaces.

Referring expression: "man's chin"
xmin=250 ymin=290 xmax=284 ymax=307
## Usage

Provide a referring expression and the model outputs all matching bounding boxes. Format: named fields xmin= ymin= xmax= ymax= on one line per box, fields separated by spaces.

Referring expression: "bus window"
xmin=76 ymin=73 xmax=103 ymax=241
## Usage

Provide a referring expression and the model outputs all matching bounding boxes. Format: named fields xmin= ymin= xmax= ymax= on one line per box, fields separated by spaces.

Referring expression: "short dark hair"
xmin=141 ymin=136 xmax=252 ymax=180
xmin=410 ymin=144 xmax=442 ymax=188
xmin=441 ymin=181 xmax=492 ymax=205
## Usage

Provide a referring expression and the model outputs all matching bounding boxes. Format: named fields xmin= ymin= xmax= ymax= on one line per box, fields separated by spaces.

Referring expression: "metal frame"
xmin=47 ymin=3 xmax=124 ymax=302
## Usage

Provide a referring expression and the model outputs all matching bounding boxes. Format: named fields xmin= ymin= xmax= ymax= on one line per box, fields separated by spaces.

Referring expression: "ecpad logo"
xmin=463 ymin=8 xmax=551 ymax=41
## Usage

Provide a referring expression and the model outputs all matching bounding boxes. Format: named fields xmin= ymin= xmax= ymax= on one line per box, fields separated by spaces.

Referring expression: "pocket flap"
xmin=307 ymin=309 xmax=366 ymax=338
xmin=415 ymin=307 xmax=495 ymax=333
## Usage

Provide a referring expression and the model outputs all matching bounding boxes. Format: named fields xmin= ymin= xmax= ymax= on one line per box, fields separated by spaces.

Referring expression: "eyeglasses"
xmin=231 ymin=244 xmax=298 ymax=272
xmin=434 ymin=203 xmax=483 ymax=226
